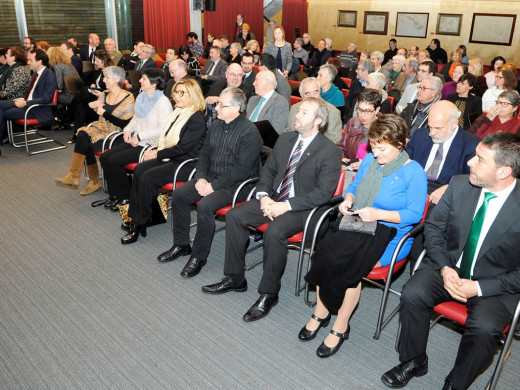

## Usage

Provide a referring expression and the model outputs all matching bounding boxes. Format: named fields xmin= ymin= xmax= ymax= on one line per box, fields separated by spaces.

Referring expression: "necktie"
xmin=136 ymin=60 xmax=143 ymax=70
xmin=426 ymin=142 xmax=443 ymax=181
xmin=90 ymin=47 xmax=95 ymax=63
xmin=206 ymin=61 xmax=215 ymax=76
xmin=459 ymin=192 xmax=497 ymax=279
xmin=25 ymin=73 xmax=39 ymax=100
xmin=278 ymin=141 xmax=304 ymax=201
xmin=249 ymin=97 xmax=265 ymax=122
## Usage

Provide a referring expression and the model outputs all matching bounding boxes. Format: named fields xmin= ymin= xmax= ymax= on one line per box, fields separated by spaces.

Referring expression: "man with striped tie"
xmin=202 ymin=97 xmax=342 ymax=322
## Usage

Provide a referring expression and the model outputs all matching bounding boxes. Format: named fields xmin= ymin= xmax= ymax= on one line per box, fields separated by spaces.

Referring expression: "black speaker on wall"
xmin=205 ymin=0 xmax=216 ymax=11
xmin=193 ymin=0 xmax=203 ymax=11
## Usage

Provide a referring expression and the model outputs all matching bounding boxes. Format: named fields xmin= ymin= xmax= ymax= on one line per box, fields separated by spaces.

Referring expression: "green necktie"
xmin=249 ymin=96 xmax=265 ymax=122
xmin=459 ymin=192 xmax=497 ymax=279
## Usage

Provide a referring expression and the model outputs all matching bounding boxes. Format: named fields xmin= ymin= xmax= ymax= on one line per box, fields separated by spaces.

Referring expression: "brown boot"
xmin=80 ymin=163 xmax=102 ymax=195
xmin=55 ymin=153 xmax=85 ymax=189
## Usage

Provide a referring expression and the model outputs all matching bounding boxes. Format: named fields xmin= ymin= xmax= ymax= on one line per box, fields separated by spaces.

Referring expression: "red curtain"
xmin=143 ymin=0 xmax=190 ymax=50
xmin=204 ymin=3 xmax=263 ymax=46
xmin=282 ymin=0 xmax=308 ymax=44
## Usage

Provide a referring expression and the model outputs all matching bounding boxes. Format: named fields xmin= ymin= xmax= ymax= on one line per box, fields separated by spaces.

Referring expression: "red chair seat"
xmin=215 ymin=201 xmax=245 ymax=216
xmin=14 ymin=118 xmax=40 ymax=126
xmin=161 ymin=181 xmax=186 ymax=191
xmin=366 ymin=259 xmax=407 ymax=281
xmin=434 ymin=301 xmax=468 ymax=326
xmin=256 ymin=222 xmax=303 ymax=242
xmin=125 ymin=162 xmax=138 ymax=171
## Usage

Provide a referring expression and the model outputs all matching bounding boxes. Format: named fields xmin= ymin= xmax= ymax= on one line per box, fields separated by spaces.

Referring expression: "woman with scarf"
xmin=299 ymin=114 xmax=427 ymax=358
xmin=100 ymin=68 xmax=172 ymax=210
xmin=120 ymin=78 xmax=206 ymax=244
xmin=55 ymin=66 xmax=135 ymax=195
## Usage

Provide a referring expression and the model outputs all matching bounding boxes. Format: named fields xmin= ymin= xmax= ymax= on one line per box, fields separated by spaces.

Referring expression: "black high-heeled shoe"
xmin=121 ymin=221 xmax=134 ymax=232
xmin=121 ymin=224 xmax=147 ymax=244
xmin=316 ymin=326 xmax=350 ymax=358
xmin=298 ymin=313 xmax=331 ymax=341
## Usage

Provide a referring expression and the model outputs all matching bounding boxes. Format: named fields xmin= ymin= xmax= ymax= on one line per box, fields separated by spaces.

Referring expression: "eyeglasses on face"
xmin=495 ymin=100 xmax=513 ymax=107
xmin=216 ymin=101 xmax=233 ymax=108
xmin=358 ymin=108 xmax=376 ymax=115
xmin=172 ymin=90 xmax=189 ymax=97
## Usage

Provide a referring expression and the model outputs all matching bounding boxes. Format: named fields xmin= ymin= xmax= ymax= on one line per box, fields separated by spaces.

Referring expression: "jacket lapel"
xmin=296 ymin=133 xmax=320 ymax=168
xmin=260 ymin=93 xmax=276 ymax=117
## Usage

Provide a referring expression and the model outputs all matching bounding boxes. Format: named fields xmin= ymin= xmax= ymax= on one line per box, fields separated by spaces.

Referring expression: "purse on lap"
xmin=338 ymin=214 xmax=377 ymax=235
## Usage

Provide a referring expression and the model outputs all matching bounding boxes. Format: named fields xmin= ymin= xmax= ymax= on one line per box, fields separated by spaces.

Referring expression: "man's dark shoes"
xmin=180 ymin=257 xmax=207 ymax=278
xmin=157 ymin=244 xmax=192 ymax=262
xmin=381 ymin=356 xmax=428 ymax=388
xmin=316 ymin=326 xmax=350 ymax=357
xmin=243 ymin=294 xmax=278 ymax=322
xmin=104 ymin=196 xmax=118 ymax=208
xmin=442 ymin=377 xmax=453 ymax=390
xmin=298 ymin=313 xmax=332 ymax=341
xmin=202 ymin=276 xmax=247 ymax=294
xmin=111 ymin=198 xmax=129 ymax=211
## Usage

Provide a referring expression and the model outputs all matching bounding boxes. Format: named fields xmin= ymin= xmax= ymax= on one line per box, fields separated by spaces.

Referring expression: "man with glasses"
xmin=156 ymin=87 xmax=263 ymax=278
xmin=344 ymin=59 xmax=375 ymax=117
xmin=401 ymin=75 xmax=442 ymax=137
xmin=23 ymin=37 xmax=36 ymax=53
xmin=240 ymin=52 xmax=257 ymax=100
xmin=302 ymin=33 xmax=314 ymax=58
xmin=284 ymin=77 xmax=342 ymax=143
xmin=163 ymin=59 xmax=198 ymax=103
xmin=396 ymin=60 xmax=437 ymax=114
xmin=135 ymin=44 xmax=157 ymax=71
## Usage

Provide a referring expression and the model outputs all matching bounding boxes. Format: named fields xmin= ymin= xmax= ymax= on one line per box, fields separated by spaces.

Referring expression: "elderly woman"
xmin=228 ymin=42 xmax=242 ymax=64
xmin=100 ymin=69 xmax=173 ymax=210
xmin=47 ymin=46 xmax=79 ymax=106
xmin=484 ymin=56 xmax=506 ymax=89
xmin=121 ymin=78 xmax=207 ymax=243
xmin=481 ymin=68 xmax=517 ymax=111
xmin=467 ymin=58 xmax=488 ymax=97
xmin=0 ymin=47 xmax=30 ymax=102
xmin=235 ymin=23 xmax=256 ymax=48
xmin=446 ymin=73 xmax=482 ymax=129
xmin=348 ymin=72 xmax=391 ymax=121
xmin=179 ymin=45 xmax=201 ymax=76
xmin=301 ymin=114 xmax=427 ymax=358
xmin=469 ymin=90 xmax=520 ymax=138
xmin=440 ymin=64 xmax=467 ymax=100
xmin=263 ymin=25 xmax=292 ymax=77
xmin=317 ymin=64 xmax=344 ymax=108
xmin=387 ymin=55 xmax=405 ymax=90
xmin=242 ymin=39 xmax=260 ymax=65
xmin=55 ymin=66 xmax=135 ymax=195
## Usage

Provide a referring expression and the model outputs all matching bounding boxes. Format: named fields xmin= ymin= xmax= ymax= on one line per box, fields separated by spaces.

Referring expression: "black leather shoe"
xmin=243 ymin=294 xmax=279 ymax=322
xmin=202 ymin=276 xmax=247 ymax=294
xmin=157 ymin=244 xmax=192 ymax=262
xmin=442 ymin=377 xmax=453 ymax=390
xmin=121 ymin=221 xmax=133 ymax=232
xmin=121 ymin=225 xmax=147 ymax=244
xmin=316 ymin=326 xmax=350 ymax=357
xmin=381 ymin=356 xmax=428 ymax=388
xmin=298 ymin=313 xmax=331 ymax=341
xmin=104 ymin=196 xmax=118 ymax=208
xmin=111 ymin=199 xmax=129 ymax=211
xmin=180 ymin=257 xmax=207 ymax=278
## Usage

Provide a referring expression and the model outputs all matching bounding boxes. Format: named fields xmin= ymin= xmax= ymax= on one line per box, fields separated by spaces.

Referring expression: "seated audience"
xmin=291 ymin=38 xmax=309 ymax=75
xmin=0 ymin=46 xmax=30 ymax=102
xmin=36 ymin=41 xmax=50 ymax=52
xmin=186 ymin=32 xmax=204 ymax=58
xmin=258 ymin=53 xmax=291 ymax=104
xmin=306 ymin=39 xmax=331 ymax=76
xmin=381 ymin=132 xmax=520 ymax=390
xmin=156 ymin=87 xmax=263 ymax=279
xmin=162 ymin=47 xmax=179 ymax=81
xmin=484 ymin=56 xmax=506 ymax=89
xmin=200 ymin=46 xmax=228 ymax=93
xmin=164 ymin=59 xmax=197 ymax=103
xmin=60 ymin=42 xmax=83 ymax=76
xmin=417 ymin=50 xmax=430 ymax=64
xmin=389 ymin=57 xmax=418 ymax=102
xmin=387 ymin=55 xmax=405 ymax=90
xmin=348 ymin=72 xmax=391 ymax=121
xmin=134 ymin=44 xmax=157 ymax=71
xmin=104 ymin=38 xmax=122 ymax=66
xmin=201 ymin=97 xmax=342 ymax=322
xmin=219 ymin=35 xmax=231 ymax=62
xmin=401 ymin=76 xmax=442 ymax=137
xmin=408 ymin=45 xmax=419 ymax=59
xmin=396 ymin=60 xmax=437 ymax=114
xmin=263 ymin=25 xmax=292 ymax=77
xmin=302 ymin=32 xmax=314 ymax=58
xmin=240 ymin=52 xmax=257 ymax=100
xmin=426 ymin=39 xmax=447 ymax=64
xmin=344 ymin=59 xmax=375 ymax=116
xmin=100 ymin=69 xmax=173 ymax=211
xmin=439 ymin=49 xmax=462 ymax=83
xmin=338 ymin=42 xmax=358 ymax=75
xmin=79 ymin=33 xmax=101 ymax=62
xmin=121 ymin=78 xmax=207 ymax=243
xmin=469 ymin=90 xmax=520 ymax=138
xmin=0 ymin=48 xmax=8 ymax=77
xmin=235 ymin=23 xmax=256 ymax=48
xmin=446 ymin=73 xmax=482 ymax=129
xmin=370 ymin=51 xmax=390 ymax=81
xmin=228 ymin=42 xmax=242 ymax=64
xmin=440 ymin=64 xmax=467 ymax=100
xmin=326 ymin=58 xmax=348 ymax=90
xmin=247 ymin=70 xmax=289 ymax=134
xmin=47 ymin=46 xmax=79 ymax=106
xmin=120 ymin=41 xmax=144 ymax=71
xmin=467 ymin=57 xmax=488 ymax=97
xmin=242 ymin=39 xmax=260 ymax=65
xmin=284 ymin=77 xmax=342 ymax=143
xmin=481 ymin=68 xmax=517 ymax=111
xmin=179 ymin=45 xmax=201 ymax=76
xmin=55 ymin=66 xmax=135 ymax=195
xmin=383 ymin=38 xmax=398 ymax=65
xmin=458 ymin=44 xmax=468 ymax=64
xmin=302 ymin=114 xmax=426 ymax=358
xmin=23 ymin=37 xmax=36 ymax=53
xmin=317 ymin=64 xmax=344 ymax=109
xmin=204 ymin=33 xmax=215 ymax=58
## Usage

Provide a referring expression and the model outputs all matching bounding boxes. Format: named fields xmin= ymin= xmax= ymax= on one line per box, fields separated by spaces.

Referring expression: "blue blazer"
xmin=406 ymin=126 xmax=480 ymax=186
xmin=26 ymin=67 xmax=58 ymax=125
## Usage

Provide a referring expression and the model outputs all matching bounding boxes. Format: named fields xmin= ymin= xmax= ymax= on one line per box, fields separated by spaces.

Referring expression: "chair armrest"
xmin=173 ymin=158 xmax=199 ymax=188
xmin=232 ymin=177 xmax=259 ymax=207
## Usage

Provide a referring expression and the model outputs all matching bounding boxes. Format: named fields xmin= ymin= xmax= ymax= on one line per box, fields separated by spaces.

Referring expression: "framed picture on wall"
xmin=363 ymin=11 xmax=389 ymax=35
xmin=436 ymin=13 xmax=463 ymax=36
xmin=338 ymin=10 xmax=357 ymax=28
xmin=470 ymin=13 xmax=517 ymax=45
xmin=395 ymin=12 xmax=429 ymax=38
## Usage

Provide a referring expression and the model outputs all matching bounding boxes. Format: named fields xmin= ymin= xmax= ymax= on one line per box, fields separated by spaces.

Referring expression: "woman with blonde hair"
xmin=121 ymin=78 xmax=207 ymax=244
xmin=467 ymin=57 xmax=488 ymax=97
xmin=263 ymin=25 xmax=292 ymax=77
xmin=47 ymin=46 xmax=79 ymax=105
xmin=243 ymin=39 xmax=260 ymax=64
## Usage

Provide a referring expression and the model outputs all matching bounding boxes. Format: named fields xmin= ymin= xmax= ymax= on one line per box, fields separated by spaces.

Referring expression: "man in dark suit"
xmin=202 ymin=97 xmax=342 ymax=322
xmin=134 ymin=44 xmax=158 ymax=71
xmin=240 ymin=52 xmax=257 ymax=100
xmin=382 ymin=132 xmax=520 ymax=390
xmin=0 ymin=49 xmax=57 ymax=142
xmin=79 ymin=33 xmax=101 ymax=62
xmin=200 ymin=46 xmax=228 ymax=86
xmin=60 ymin=42 xmax=82 ymax=76
xmin=120 ymin=41 xmax=144 ymax=71
xmin=246 ymin=70 xmax=289 ymax=135
xmin=156 ymin=88 xmax=263 ymax=278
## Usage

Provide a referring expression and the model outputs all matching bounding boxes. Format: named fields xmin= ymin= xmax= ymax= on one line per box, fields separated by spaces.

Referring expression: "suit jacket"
xmin=79 ymin=45 xmax=100 ymax=62
xmin=26 ymin=67 xmax=58 ymax=125
xmin=446 ymin=93 xmax=482 ymax=129
xmin=406 ymin=127 xmax=479 ymax=186
xmin=344 ymin=78 xmax=364 ymax=116
xmin=242 ymin=70 xmax=257 ymax=100
xmin=135 ymin=58 xmax=158 ymax=71
xmin=200 ymin=59 xmax=228 ymax=83
xmin=246 ymin=91 xmax=290 ymax=134
xmin=424 ymin=175 xmax=520 ymax=302
xmin=256 ymin=131 xmax=342 ymax=211
xmin=120 ymin=53 xmax=139 ymax=71
xmin=70 ymin=55 xmax=83 ymax=76
xmin=391 ymin=72 xmax=418 ymax=101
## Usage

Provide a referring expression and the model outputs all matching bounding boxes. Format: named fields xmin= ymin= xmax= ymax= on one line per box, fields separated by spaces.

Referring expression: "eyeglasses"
xmin=241 ymin=62 xmax=253 ymax=66
xmin=216 ymin=101 xmax=233 ymax=108
xmin=172 ymin=90 xmax=189 ymax=97
xmin=358 ymin=108 xmax=376 ymax=115
xmin=495 ymin=75 xmax=504 ymax=79
xmin=227 ymin=72 xmax=243 ymax=78
xmin=495 ymin=100 xmax=513 ymax=107
xmin=418 ymin=86 xmax=435 ymax=91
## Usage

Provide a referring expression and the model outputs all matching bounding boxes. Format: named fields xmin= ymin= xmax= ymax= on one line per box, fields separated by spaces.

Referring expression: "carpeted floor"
xmin=0 ymin=132 xmax=518 ymax=389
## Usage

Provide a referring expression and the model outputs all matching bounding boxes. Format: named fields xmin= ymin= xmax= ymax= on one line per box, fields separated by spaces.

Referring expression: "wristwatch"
xmin=440 ymin=265 xmax=450 ymax=276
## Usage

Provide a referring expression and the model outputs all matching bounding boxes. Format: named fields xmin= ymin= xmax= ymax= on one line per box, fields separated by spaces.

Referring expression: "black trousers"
xmin=127 ymin=158 xmax=194 ymax=226
xmin=99 ymin=142 xmax=143 ymax=199
xmin=224 ymin=199 xmax=309 ymax=295
xmin=399 ymin=266 xmax=517 ymax=389
xmin=74 ymin=131 xmax=103 ymax=165
xmin=170 ymin=179 xmax=238 ymax=260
